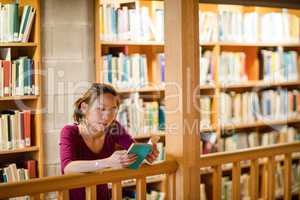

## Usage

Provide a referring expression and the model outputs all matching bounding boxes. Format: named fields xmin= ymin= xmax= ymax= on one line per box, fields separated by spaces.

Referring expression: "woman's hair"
xmin=73 ymin=83 xmax=120 ymax=123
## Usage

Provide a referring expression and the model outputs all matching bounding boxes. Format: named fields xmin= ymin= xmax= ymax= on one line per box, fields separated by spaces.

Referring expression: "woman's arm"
xmin=64 ymin=158 xmax=111 ymax=174
xmin=63 ymin=150 xmax=137 ymax=174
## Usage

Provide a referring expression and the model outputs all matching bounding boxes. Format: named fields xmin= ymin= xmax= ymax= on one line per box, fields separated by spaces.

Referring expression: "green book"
xmin=127 ymin=143 xmax=152 ymax=170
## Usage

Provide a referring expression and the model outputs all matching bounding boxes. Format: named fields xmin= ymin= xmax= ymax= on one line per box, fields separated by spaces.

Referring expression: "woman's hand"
xmin=108 ymin=150 xmax=137 ymax=169
xmin=146 ymin=144 xmax=159 ymax=163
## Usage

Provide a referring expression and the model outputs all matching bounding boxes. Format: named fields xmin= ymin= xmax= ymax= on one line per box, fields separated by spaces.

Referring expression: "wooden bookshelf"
xmin=132 ymin=132 xmax=165 ymax=139
xmin=199 ymin=3 xmax=300 ymax=153
xmin=0 ymin=146 xmax=39 ymax=156
xmin=200 ymin=42 xmax=300 ymax=47
xmin=198 ymin=3 xmax=300 ymax=199
xmin=100 ymin=40 xmax=164 ymax=46
xmin=0 ymin=95 xmax=39 ymax=101
xmin=117 ymin=86 xmax=165 ymax=94
xmin=0 ymin=42 xmax=37 ymax=47
xmin=0 ymin=0 xmax=43 ymax=181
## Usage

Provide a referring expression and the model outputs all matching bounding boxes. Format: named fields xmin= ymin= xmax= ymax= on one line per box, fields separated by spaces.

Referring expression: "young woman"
xmin=59 ymin=83 xmax=159 ymax=200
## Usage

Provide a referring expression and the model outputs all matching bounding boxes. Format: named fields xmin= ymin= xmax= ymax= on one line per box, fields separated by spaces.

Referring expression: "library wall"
xmin=40 ymin=0 xmax=95 ymax=177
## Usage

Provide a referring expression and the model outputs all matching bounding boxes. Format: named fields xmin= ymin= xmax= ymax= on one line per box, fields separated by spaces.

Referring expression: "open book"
xmin=127 ymin=143 xmax=152 ymax=170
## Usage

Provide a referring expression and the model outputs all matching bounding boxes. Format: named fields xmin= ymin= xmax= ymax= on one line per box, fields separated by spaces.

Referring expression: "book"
xmin=127 ymin=143 xmax=152 ymax=170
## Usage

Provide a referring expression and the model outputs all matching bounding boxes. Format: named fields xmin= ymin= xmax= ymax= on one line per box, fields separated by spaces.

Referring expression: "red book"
xmin=26 ymin=160 xmax=37 ymax=178
xmin=2 ymin=60 xmax=11 ymax=96
xmin=297 ymin=93 xmax=300 ymax=112
xmin=24 ymin=110 xmax=31 ymax=147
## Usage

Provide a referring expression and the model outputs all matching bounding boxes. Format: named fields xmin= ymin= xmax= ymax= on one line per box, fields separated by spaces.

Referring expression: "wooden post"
xmin=267 ymin=156 xmax=275 ymax=200
xmin=213 ymin=165 xmax=222 ymax=200
xmin=284 ymin=154 xmax=292 ymax=200
xmin=136 ymin=177 xmax=146 ymax=200
xmin=85 ymin=185 xmax=97 ymax=200
xmin=30 ymin=194 xmax=41 ymax=200
xmin=165 ymin=173 xmax=176 ymax=200
xmin=165 ymin=0 xmax=200 ymax=199
xmin=58 ymin=190 xmax=69 ymax=200
xmin=232 ymin=162 xmax=241 ymax=200
xmin=112 ymin=181 xmax=122 ymax=200
xmin=250 ymin=159 xmax=259 ymax=200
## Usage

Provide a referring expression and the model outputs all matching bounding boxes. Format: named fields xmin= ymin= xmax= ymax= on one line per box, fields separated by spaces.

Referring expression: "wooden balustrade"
xmin=198 ymin=142 xmax=300 ymax=200
xmin=1 ymin=143 xmax=299 ymax=200
xmin=0 ymin=160 xmax=178 ymax=200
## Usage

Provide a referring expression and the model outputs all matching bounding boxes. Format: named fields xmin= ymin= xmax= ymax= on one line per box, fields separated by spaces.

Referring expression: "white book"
xmin=141 ymin=7 xmax=151 ymax=41
xmin=22 ymin=7 xmax=36 ymax=43
xmin=0 ymin=4 xmax=3 ymax=42
xmin=2 ymin=115 xmax=9 ymax=150
xmin=2 ymin=4 xmax=8 ymax=42
xmin=18 ymin=5 xmax=31 ymax=42
xmin=0 ymin=60 xmax=3 ymax=97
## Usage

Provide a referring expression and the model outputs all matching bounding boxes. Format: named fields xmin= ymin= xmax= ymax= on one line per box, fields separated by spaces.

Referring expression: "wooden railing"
xmin=0 ymin=160 xmax=178 ymax=200
xmin=198 ymin=142 xmax=300 ymax=200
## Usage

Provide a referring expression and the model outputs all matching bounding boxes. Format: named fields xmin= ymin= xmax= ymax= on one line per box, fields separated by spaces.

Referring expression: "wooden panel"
xmin=284 ymin=154 xmax=292 ymax=200
xmin=136 ymin=177 xmax=146 ymax=200
xmin=85 ymin=185 xmax=97 ymax=200
xmin=112 ymin=181 xmax=122 ymax=200
xmin=29 ymin=194 xmax=41 ymax=200
xmin=250 ymin=160 xmax=259 ymax=200
xmin=232 ymin=162 xmax=241 ymax=200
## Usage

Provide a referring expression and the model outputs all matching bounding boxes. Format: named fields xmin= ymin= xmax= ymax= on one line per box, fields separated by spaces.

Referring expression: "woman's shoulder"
xmin=61 ymin=123 xmax=80 ymax=138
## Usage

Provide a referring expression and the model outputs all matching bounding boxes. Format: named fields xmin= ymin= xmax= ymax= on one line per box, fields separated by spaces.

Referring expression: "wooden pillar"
xmin=165 ymin=0 xmax=200 ymax=199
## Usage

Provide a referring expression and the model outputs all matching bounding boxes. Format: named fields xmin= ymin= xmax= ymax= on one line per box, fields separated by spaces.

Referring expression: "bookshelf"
xmin=198 ymin=3 xmax=300 ymax=199
xmin=198 ymin=3 xmax=300 ymax=153
xmin=95 ymin=0 xmax=165 ymax=137
xmin=0 ymin=0 xmax=43 ymax=184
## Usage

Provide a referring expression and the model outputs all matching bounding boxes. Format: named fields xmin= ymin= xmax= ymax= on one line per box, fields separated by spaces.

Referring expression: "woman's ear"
xmin=80 ymin=102 xmax=88 ymax=114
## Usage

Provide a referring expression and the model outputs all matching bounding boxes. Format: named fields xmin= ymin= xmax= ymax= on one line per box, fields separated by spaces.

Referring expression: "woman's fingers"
xmin=120 ymin=154 xmax=137 ymax=166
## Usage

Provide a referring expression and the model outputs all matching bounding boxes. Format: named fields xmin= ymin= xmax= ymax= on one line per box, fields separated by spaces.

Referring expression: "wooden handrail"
xmin=198 ymin=142 xmax=300 ymax=167
xmin=0 ymin=160 xmax=178 ymax=199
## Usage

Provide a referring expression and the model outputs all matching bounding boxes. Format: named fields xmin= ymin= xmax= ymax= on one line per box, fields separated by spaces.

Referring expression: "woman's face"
xmin=83 ymin=93 xmax=118 ymax=133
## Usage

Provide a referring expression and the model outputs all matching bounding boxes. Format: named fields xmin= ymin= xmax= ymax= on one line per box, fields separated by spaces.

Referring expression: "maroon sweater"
xmin=59 ymin=121 xmax=134 ymax=200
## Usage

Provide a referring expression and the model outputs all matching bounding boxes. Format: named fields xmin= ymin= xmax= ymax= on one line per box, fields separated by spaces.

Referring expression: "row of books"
xmin=0 ymin=3 xmax=35 ymax=43
xmin=0 ymin=51 xmax=36 ymax=97
xmin=200 ymin=50 xmax=214 ymax=85
xmin=200 ymin=49 xmax=299 ymax=85
xmin=261 ymin=49 xmax=298 ymax=83
xmin=102 ymin=53 xmax=165 ymax=89
xmin=274 ymin=163 xmax=300 ymax=197
xmin=221 ymin=126 xmax=300 ymax=152
xmin=0 ymin=160 xmax=36 ymax=183
xmin=117 ymin=93 xmax=165 ymax=136
xmin=0 ymin=110 xmax=32 ymax=151
xmin=0 ymin=160 xmax=37 ymax=199
xmin=200 ymin=96 xmax=212 ymax=129
xmin=220 ymin=163 xmax=300 ymax=200
xmin=219 ymin=52 xmax=247 ymax=84
xmin=100 ymin=4 xmax=164 ymax=41
xmin=200 ymin=9 xmax=299 ymax=43
xmin=219 ymin=89 xmax=300 ymax=126
xmin=102 ymin=53 xmax=148 ymax=89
